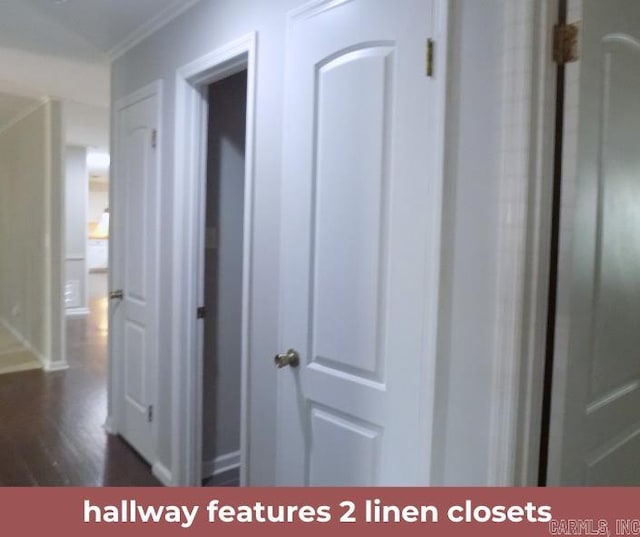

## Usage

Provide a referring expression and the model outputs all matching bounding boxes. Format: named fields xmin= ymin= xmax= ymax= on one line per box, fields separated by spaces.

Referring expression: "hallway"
xmin=0 ymin=274 xmax=160 ymax=486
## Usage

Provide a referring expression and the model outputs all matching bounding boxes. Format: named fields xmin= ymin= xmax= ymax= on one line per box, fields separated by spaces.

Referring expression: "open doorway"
xmin=64 ymin=103 xmax=111 ymax=335
xmin=86 ymin=147 xmax=110 ymax=350
xmin=201 ymin=71 xmax=248 ymax=487
xmin=171 ymin=34 xmax=256 ymax=487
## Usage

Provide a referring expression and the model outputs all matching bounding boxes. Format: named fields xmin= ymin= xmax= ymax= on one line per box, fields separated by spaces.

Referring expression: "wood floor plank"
xmin=0 ymin=434 xmax=38 ymax=486
xmin=0 ymin=274 xmax=160 ymax=487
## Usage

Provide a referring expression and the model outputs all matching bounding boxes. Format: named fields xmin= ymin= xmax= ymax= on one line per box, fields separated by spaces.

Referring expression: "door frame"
xmin=107 ymin=80 xmax=164 ymax=467
xmin=172 ymin=33 xmax=257 ymax=486
xmin=488 ymin=0 xmax=565 ymax=485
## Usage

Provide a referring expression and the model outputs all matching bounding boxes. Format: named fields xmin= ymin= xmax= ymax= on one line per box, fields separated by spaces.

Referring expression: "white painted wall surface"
xmin=0 ymin=101 xmax=64 ymax=367
xmin=65 ymin=145 xmax=88 ymax=311
xmin=0 ymin=47 xmax=109 ymax=106
xmin=112 ymin=0 xmax=508 ymax=485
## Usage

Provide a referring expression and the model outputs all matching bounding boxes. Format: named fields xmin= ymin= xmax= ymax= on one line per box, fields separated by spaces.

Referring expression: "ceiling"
xmin=0 ymin=0 xmax=200 ymax=62
xmin=0 ymin=0 xmax=200 ymax=176
xmin=0 ymin=0 xmax=201 ymax=110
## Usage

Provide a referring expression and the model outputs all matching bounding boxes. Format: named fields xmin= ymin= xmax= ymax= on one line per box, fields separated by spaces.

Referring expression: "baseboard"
xmin=66 ymin=307 xmax=90 ymax=318
xmin=202 ymin=450 xmax=241 ymax=479
xmin=0 ymin=317 xmax=48 ymax=368
xmin=152 ymin=461 xmax=172 ymax=487
xmin=45 ymin=361 xmax=69 ymax=372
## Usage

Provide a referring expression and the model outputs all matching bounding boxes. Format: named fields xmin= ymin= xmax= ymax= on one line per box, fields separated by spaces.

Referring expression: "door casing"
xmin=490 ymin=0 xmax=566 ymax=486
xmin=172 ymin=33 xmax=257 ymax=487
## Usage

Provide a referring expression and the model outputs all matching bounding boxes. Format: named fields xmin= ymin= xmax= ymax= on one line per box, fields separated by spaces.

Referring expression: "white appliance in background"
xmin=88 ymin=208 xmax=109 ymax=271
xmin=87 ymin=238 xmax=108 ymax=271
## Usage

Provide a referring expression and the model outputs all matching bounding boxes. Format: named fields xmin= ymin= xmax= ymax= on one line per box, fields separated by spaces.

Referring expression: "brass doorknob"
xmin=109 ymin=290 xmax=124 ymax=300
xmin=274 ymin=349 xmax=300 ymax=369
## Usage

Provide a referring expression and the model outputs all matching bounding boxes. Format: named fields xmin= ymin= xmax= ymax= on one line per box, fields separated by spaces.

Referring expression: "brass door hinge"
xmin=197 ymin=306 xmax=206 ymax=319
xmin=147 ymin=405 xmax=154 ymax=423
xmin=426 ymin=38 xmax=435 ymax=77
xmin=553 ymin=22 xmax=579 ymax=65
xmin=151 ymin=129 xmax=158 ymax=149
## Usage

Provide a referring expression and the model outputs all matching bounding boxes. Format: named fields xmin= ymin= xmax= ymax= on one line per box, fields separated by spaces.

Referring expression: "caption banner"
xmin=3 ymin=487 xmax=639 ymax=536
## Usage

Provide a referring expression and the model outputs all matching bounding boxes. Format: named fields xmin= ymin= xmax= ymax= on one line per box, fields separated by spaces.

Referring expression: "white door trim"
xmin=107 ymin=80 xmax=164 ymax=469
xmin=487 ymin=0 xmax=561 ymax=485
xmin=424 ymin=0 xmax=452 ymax=483
xmin=172 ymin=32 xmax=256 ymax=486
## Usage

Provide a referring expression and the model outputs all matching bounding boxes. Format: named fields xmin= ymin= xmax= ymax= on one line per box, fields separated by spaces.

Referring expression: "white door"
xmin=549 ymin=0 xmax=640 ymax=485
xmin=277 ymin=0 xmax=440 ymax=485
xmin=111 ymin=85 xmax=160 ymax=464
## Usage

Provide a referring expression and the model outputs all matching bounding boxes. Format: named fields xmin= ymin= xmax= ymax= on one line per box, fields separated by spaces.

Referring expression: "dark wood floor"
xmin=0 ymin=274 xmax=160 ymax=486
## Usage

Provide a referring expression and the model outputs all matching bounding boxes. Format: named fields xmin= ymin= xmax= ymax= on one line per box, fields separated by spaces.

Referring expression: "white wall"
xmin=0 ymin=100 xmax=65 ymax=367
xmin=66 ymin=102 xmax=110 ymax=153
xmin=0 ymin=47 xmax=109 ymax=106
xmin=65 ymin=145 xmax=88 ymax=311
xmin=202 ymin=71 xmax=246 ymax=474
xmin=112 ymin=0 xmax=508 ymax=485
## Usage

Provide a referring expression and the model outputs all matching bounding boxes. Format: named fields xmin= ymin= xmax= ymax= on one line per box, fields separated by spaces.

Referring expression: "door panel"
xmin=278 ymin=0 xmax=437 ymax=486
xmin=125 ymin=128 xmax=149 ymax=301
xmin=549 ymin=0 xmax=640 ymax=485
xmin=312 ymin=45 xmax=393 ymax=380
xmin=590 ymin=39 xmax=640 ymax=399
xmin=309 ymin=407 xmax=380 ymax=486
xmin=112 ymin=88 xmax=160 ymax=464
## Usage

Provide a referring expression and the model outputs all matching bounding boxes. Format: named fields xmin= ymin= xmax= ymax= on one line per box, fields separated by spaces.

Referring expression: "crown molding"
xmin=107 ymin=0 xmax=202 ymax=62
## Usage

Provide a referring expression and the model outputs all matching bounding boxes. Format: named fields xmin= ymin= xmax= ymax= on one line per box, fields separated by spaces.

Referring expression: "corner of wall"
xmin=45 ymin=99 xmax=68 ymax=370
